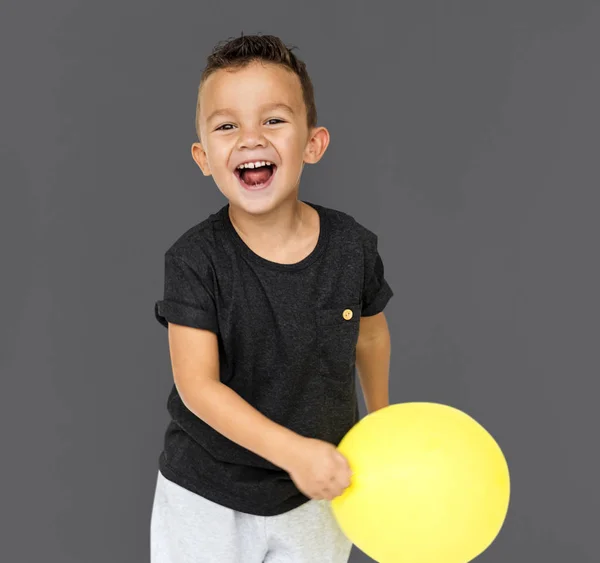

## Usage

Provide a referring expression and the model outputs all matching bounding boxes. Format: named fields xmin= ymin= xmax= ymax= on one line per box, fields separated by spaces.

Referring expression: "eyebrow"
xmin=206 ymin=102 xmax=295 ymax=123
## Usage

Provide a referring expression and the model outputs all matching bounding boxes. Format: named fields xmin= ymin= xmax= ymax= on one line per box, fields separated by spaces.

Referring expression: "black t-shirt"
xmin=154 ymin=201 xmax=393 ymax=516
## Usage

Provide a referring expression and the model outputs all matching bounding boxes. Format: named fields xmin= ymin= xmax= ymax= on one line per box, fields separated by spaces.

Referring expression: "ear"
xmin=191 ymin=142 xmax=212 ymax=176
xmin=303 ymin=126 xmax=330 ymax=165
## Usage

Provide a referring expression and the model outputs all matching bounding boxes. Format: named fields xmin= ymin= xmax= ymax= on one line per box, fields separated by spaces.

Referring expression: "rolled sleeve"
xmin=154 ymin=252 xmax=218 ymax=333
xmin=361 ymin=231 xmax=394 ymax=317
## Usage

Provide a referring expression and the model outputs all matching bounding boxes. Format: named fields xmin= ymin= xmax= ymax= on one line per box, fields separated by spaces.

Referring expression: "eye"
xmin=266 ymin=118 xmax=284 ymax=125
xmin=215 ymin=124 xmax=234 ymax=131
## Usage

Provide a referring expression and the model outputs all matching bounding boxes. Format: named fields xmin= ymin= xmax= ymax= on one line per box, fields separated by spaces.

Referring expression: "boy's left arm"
xmin=355 ymin=311 xmax=391 ymax=414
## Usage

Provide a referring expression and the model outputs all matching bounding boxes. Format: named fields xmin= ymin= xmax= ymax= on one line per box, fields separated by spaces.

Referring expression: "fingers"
xmin=335 ymin=457 xmax=353 ymax=488
xmin=309 ymin=481 xmax=348 ymax=501
xmin=336 ymin=452 xmax=353 ymax=476
xmin=322 ymin=474 xmax=352 ymax=500
xmin=308 ymin=478 xmax=352 ymax=501
xmin=322 ymin=486 xmax=345 ymax=501
xmin=296 ymin=445 xmax=353 ymax=501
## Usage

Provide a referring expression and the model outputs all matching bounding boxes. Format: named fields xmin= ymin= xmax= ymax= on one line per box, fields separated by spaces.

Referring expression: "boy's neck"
xmin=228 ymin=198 xmax=320 ymax=263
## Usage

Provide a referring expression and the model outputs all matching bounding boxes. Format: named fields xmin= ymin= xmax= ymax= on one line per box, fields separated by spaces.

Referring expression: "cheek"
xmin=205 ymin=144 xmax=230 ymax=173
xmin=276 ymin=131 xmax=308 ymax=158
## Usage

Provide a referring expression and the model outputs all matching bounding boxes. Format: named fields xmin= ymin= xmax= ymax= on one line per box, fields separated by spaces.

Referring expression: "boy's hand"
xmin=285 ymin=437 xmax=352 ymax=501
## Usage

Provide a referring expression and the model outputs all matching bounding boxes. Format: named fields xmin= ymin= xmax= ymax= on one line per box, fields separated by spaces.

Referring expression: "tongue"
xmin=240 ymin=166 xmax=272 ymax=185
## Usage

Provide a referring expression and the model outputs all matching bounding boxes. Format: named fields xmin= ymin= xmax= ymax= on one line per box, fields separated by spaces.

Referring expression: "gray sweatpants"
xmin=150 ymin=470 xmax=353 ymax=563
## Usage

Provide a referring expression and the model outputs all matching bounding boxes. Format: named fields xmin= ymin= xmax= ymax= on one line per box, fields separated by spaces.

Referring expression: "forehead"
xmin=200 ymin=61 xmax=304 ymax=121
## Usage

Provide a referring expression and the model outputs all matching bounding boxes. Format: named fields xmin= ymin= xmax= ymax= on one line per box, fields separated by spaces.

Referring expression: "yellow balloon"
xmin=331 ymin=403 xmax=510 ymax=563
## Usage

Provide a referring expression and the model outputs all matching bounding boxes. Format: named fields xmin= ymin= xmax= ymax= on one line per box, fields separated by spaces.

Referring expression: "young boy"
xmin=151 ymin=34 xmax=393 ymax=563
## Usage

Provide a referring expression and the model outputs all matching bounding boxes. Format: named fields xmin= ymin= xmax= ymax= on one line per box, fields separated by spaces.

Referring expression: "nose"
xmin=236 ymin=126 xmax=267 ymax=150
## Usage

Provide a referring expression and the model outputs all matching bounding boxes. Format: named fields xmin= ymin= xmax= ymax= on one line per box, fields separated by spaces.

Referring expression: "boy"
xmin=151 ymin=34 xmax=393 ymax=563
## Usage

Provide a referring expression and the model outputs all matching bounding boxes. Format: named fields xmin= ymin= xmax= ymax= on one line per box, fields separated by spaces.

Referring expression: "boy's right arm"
xmin=166 ymin=322 xmax=352 ymax=501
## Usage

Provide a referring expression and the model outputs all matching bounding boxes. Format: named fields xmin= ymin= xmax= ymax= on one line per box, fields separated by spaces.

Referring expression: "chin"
xmin=223 ymin=179 xmax=298 ymax=216
xmin=231 ymin=196 xmax=281 ymax=216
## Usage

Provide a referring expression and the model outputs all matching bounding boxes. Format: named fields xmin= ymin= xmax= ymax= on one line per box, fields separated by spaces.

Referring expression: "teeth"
xmin=237 ymin=160 xmax=273 ymax=169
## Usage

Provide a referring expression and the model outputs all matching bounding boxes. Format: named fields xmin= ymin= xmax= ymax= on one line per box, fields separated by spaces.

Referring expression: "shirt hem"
xmin=158 ymin=456 xmax=309 ymax=517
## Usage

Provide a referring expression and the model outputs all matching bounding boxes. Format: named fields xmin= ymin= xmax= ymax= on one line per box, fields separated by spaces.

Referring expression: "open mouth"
xmin=234 ymin=163 xmax=277 ymax=191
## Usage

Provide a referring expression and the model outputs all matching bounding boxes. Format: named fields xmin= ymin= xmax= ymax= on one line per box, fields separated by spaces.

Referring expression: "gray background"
xmin=1 ymin=0 xmax=599 ymax=561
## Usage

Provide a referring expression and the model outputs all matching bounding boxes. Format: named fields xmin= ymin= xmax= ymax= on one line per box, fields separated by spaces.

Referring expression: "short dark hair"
xmin=195 ymin=33 xmax=317 ymax=141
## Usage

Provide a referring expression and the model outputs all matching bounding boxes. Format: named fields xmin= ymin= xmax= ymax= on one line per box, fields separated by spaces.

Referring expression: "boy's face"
xmin=191 ymin=61 xmax=329 ymax=215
